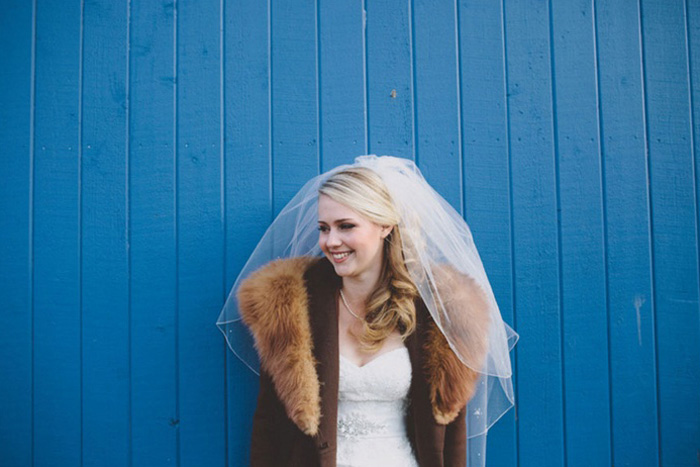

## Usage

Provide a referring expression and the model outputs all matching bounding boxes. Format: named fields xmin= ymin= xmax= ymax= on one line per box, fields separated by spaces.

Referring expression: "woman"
xmin=218 ymin=156 xmax=516 ymax=467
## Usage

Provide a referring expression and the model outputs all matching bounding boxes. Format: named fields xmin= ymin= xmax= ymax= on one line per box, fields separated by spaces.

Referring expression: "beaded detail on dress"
xmin=337 ymin=411 xmax=388 ymax=438
xmin=337 ymin=347 xmax=418 ymax=467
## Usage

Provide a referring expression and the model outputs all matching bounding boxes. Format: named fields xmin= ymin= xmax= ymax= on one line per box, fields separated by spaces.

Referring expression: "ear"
xmin=380 ymin=225 xmax=394 ymax=239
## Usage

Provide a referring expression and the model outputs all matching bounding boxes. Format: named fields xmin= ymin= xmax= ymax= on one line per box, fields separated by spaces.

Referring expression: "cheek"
xmin=357 ymin=233 xmax=382 ymax=256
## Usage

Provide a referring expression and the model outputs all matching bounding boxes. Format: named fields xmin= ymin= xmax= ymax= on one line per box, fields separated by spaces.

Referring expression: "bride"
xmin=218 ymin=155 xmax=517 ymax=467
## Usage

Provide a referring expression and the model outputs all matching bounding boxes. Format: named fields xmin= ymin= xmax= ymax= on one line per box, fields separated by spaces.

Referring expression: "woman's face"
xmin=317 ymin=194 xmax=392 ymax=282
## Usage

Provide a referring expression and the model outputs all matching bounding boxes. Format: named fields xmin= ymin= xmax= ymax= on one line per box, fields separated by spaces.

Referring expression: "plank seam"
xmin=78 ymin=0 xmax=85 ymax=463
xmin=172 ymin=1 xmax=181 ymax=464
xmin=683 ymin=0 xmax=700 ymax=359
xmin=636 ymin=0 xmax=662 ymax=463
xmin=547 ymin=1 xmax=567 ymax=465
xmin=362 ymin=0 xmax=369 ymax=154
xmin=125 ymin=0 xmax=133 ymax=465
xmin=219 ymin=0 xmax=229 ymax=462
xmin=268 ymin=0 xmax=274 ymax=219
xmin=409 ymin=0 xmax=417 ymax=163
xmin=30 ymin=0 xmax=37 ymax=464
xmin=500 ymin=0 xmax=521 ymax=464
xmin=316 ymin=0 xmax=322 ymax=172
xmin=454 ymin=0 xmax=464 ymax=216
xmin=591 ymin=0 xmax=616 ymax=464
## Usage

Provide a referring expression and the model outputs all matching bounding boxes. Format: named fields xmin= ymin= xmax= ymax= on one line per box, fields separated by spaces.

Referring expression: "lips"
xmin=330 ymin=251 xmax=352 ymax=263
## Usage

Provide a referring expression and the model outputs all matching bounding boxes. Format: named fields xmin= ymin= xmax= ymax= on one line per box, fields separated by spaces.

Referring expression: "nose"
xmin=326 ymin=229 xmax=342 ymax=247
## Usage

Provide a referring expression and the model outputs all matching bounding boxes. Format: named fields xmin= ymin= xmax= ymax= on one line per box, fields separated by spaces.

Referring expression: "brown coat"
xmin=237 ymin=257 xmax=490 ymax=467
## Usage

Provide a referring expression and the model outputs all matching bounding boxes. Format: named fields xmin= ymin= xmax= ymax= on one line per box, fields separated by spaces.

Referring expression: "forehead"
xmin=317 ymin=194 xmax=362 ymax=222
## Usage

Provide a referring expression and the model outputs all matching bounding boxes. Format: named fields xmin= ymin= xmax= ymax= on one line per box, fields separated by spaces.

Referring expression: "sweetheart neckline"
xmin=339 ymin=346 xmax=408 ymax=369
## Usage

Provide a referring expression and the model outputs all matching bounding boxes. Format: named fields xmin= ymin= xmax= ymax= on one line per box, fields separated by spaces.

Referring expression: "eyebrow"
xmin=318 ymin=218 xmax=354 ymax=224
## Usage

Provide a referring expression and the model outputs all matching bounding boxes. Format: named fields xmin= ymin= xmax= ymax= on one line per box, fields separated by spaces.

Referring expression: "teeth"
xmin=332 ymin=252 xmax=351 ymax=259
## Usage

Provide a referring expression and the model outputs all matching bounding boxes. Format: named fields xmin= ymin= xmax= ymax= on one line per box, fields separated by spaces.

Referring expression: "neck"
xmin=340 ymin=277 xmax=375 ymax=306
xmin=340 ymin=263 xmax=384 ymax=313
xmin=338 ymin=254 xmax=386 ymax=313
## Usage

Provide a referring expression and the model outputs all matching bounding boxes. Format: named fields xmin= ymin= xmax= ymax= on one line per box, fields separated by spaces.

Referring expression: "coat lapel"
xmin=305 ymin=259 xmax=341 ymax=465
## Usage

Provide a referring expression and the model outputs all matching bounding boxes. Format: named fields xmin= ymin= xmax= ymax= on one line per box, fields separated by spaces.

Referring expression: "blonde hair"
xmin=319 ymin=167 xmax=418 ymax=350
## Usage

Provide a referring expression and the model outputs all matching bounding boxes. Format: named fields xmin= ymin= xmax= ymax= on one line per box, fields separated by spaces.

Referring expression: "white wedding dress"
xmin=337 ymin=346 xmax=418 ymax=467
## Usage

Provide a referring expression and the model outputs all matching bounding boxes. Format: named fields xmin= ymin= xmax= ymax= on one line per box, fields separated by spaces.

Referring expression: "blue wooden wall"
xmin=1 ymin=0 xmax=699 ymax=466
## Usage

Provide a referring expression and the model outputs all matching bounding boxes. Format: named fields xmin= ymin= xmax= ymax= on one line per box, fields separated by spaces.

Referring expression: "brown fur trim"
xmin=238 ymin=257 xmax=491 ymax=430
xmin=237 ymin=256 xmax=321 ymax=435
xmin=423 ymin=267 xmax=491 ymax=424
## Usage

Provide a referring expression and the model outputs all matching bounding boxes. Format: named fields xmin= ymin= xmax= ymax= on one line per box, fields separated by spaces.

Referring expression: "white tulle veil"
xmin=217 ymin=155 xmax=517 ymax=466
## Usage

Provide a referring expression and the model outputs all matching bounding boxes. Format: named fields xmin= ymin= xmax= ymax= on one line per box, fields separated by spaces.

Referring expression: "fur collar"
xmin=237 ymin=257 xmax=489 ymax=435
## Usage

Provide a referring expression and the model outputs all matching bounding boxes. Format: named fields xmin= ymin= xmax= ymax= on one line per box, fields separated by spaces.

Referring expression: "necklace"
xmin=339 ymin=289 xmax=363 ymax=321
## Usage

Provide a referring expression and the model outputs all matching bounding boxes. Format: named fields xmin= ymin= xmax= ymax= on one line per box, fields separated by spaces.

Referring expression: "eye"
xmin=317 ymin=225 xmax=329 ymax=233
xmin=339 ymin=223 xmax=355 ymax=230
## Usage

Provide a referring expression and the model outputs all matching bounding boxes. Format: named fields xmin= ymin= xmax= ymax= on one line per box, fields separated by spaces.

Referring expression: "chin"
xmin=326 ymin=258 xmax=353 ymax=277
xmin=331 ymin=264 xmax=352 ymax=277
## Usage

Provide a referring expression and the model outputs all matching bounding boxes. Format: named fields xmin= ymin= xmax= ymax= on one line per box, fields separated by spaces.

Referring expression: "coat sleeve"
xmin=250 ymin=369 xmax=284 ymax=467
xmin=443 ymin=405 xmax=467 ymax=467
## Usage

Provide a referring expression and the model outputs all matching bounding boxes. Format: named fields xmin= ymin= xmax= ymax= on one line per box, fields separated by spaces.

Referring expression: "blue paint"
xmin=270 ymin=0 xmax=319 ymax=212
xmin=458 ymin=1 xmax=517 ymax=465
xmin=550 ymin=1 xmax=612 ymax=465
xmin=32 ymin=0 xmax=83 ymax=465
xmin=318 ymin=0 xmax=366 ymax=169
xmin=1 ymin=2 xmax=698 ymax=466
xmin=596 ymin=1 xmax=659 ymax=464
xmin=129 ymin=0 xmax=178 ymax=464
xmin=81 ymin=1 xmax=130 ymax=465
xmin=176 ymin=0 xmax=226 ymax=465
xmin=223 ymin=0 xmax=272 ymax=464
xmin=503 ymin=1 xmax=565 ymax=465
xmin=0 ymin=1 xmax=33 ymax=466
xmin=412 ymin=0 xmax=462 ymax=210
xmin=641 ymin=0 xmax=700 ymax=465
xmin=366 ymin=0 xmax=414 ymax=158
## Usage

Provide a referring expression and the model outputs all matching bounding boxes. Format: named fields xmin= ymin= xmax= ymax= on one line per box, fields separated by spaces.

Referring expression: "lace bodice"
xmin=337 ymin=347 xmax=418 ymax=467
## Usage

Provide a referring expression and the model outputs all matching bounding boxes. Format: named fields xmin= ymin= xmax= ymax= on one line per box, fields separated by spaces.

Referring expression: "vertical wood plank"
xmin=503 ymin=0 xmax=564 ymax=465
xmin=80 ymin=1 xmax=130 ymax=465
xmin=640 ymin=0 xmax=700 ymax=465
xmin=177 ymin=1 xmax=226 ymax=465
xmin=688 ymin=12 xmax=700 ymax=463
xmin=550 ymin=1 xmax=611 ymax=465
xmin=129 ymin=0 xmax=178 ymax=464
xmin=32 ymin=1 xmax=82 ymax=465
xmin=271 ymin=0 xmax=319 ymax=211
xmin=365 ymin=0 xmax=414 ymax=158
xmin=412 ymin=0 xmax=461 ymax=209
xmin=690 ymin=0 xmax=700 ymax=285
xmin=595 ymin=1 xmax=658 ymax=464
xmin=457 ymin=1 xmax=517 ymax=465
xmin=318 ymin=0 xmax=366 ymax=170
xmin=223 ymin=0 xmax=271 ymax=464
xmin=0 ymin=2 xmax=33 ymax=466
xmin=224 ymin=0 xmax=272 ymax=282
